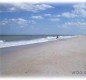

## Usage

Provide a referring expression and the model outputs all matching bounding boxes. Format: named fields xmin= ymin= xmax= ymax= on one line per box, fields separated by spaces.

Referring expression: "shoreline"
xmin=0 ymin=38 xmax=67 ymax=55
xmin=0 ymin=36 xmax=86 ymax=77
xmin=0 ymin=35 xmax=83 ymax=49
xmin=0 ymin=40 xmax=59 ymax=55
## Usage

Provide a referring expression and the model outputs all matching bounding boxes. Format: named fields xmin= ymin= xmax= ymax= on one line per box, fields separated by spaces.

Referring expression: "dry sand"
xmin=0 ymin=36 xmax=86 ymax=77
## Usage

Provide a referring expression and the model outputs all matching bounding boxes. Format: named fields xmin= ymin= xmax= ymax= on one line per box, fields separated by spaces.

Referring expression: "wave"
xmin=0 ymin=36 xmax=78 ymax=48
xmin=0 ymin=40 xmax=4 ymax=43
xmin=0 ymin=36 xmax=57 ymax=48
xmin=58 ymin=36 xmax=75 ymax=39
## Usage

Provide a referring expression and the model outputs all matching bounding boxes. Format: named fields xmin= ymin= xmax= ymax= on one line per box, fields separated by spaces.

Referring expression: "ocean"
xmin=0 ymin=35 xmax=53 ymax=42
xmin=0 ymin=35 xmax=76 ymax=48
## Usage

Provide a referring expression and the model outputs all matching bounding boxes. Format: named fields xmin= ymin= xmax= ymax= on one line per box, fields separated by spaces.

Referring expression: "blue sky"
xmin=0 ymin=3 xmax=86 ymax=35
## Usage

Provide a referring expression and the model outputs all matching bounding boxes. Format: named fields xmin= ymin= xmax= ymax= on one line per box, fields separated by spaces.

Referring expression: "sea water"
xmin=0 ymin=35 xmax=76 ymax=48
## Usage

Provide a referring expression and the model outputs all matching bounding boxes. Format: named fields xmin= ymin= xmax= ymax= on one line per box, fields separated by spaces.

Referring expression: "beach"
xmin=0 ymin=36 xmax=86 ymax=77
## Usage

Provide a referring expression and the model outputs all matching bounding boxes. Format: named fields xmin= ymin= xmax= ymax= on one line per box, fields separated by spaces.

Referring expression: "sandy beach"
xmin=0 ymin=36 xmax=86 ymax=77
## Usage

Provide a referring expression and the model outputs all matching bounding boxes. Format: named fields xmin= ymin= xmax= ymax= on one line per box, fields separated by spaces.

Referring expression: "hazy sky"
xmin=0 ymin=3 xmax=86 ymax=35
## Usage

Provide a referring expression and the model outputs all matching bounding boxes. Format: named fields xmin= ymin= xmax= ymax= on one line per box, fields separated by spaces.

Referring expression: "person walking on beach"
xmin=56 ymin=35 xmax=58 ymax=39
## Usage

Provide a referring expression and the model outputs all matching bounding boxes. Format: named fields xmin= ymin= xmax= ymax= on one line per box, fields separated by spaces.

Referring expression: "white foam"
xmin=58 ymin=36 xmax=74 ymax=39
xmin=58 ymin=35 xmax=83 ymax=39
xmin=0 ymin=40 xmax=4 ymax=43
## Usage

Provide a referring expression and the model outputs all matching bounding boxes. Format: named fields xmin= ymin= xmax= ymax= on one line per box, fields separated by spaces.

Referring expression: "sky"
xmin=0 ymin=3 xmax=86 ymax=35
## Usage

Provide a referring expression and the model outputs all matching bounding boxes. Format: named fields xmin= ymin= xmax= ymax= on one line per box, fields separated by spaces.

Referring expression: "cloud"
xmin=72 ymin=3 xmax=86 ymax=17
xmin=49 ymin=18 xmax=60 ymax=21
xmin=31 ymin=15 xmax=44 ymax=19
xmin=16 ymin=18 xmax=28 ymax=27
xmin=28 ymin=20 xmax=36 ymax=24
xmin=0 ymin=3 xmax=54 ymax=12
xmin=64 ymin=22 xmax=86 ymax=27
xmin=61 ymin=3 xmax=86 ymax=18
xmin=44 ymin=14 xmax=61 ymax=18
xmin=0 ymin=4 xmax=17 ymax=12
xmin=44 ymin=14 xmax=52 ymax=17
xmin=0 ymin=18 xmax=36 ymax=27
xmin=62 ymin=12 xmax=77 ymax=18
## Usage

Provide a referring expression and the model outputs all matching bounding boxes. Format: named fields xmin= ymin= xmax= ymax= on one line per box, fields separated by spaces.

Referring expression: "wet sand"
xmin=0 ymin=36 xmax=86 ymax=77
